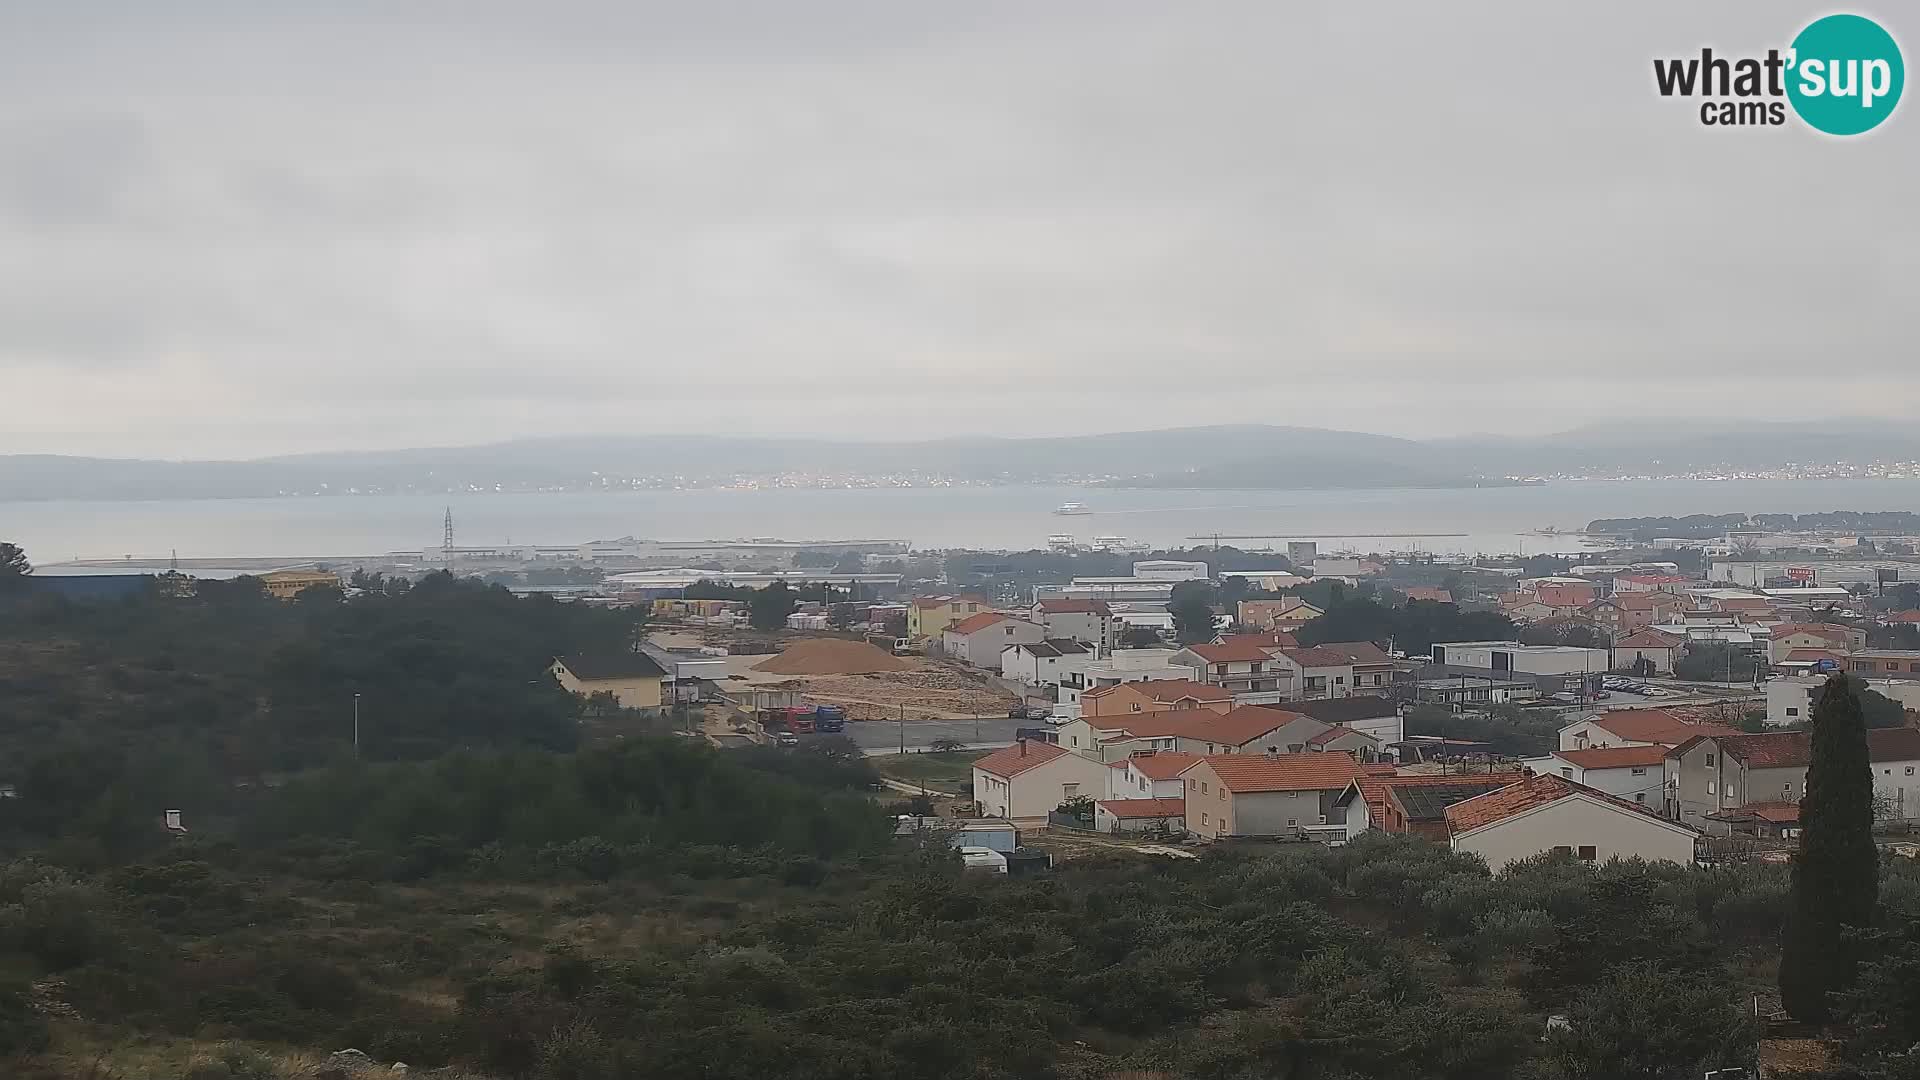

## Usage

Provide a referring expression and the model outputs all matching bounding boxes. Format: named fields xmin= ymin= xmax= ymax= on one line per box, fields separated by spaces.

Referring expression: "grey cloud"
xmin=0 ymin=1 xmax=1915 ymax=456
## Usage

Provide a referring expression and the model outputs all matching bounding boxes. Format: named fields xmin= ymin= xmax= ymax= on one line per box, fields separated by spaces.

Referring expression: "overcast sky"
xmin=2 ymin=2 xmax=1913 ymax=458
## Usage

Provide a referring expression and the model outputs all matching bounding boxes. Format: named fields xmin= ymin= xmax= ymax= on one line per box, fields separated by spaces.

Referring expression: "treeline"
xmin=1588 ymin=511 xmax=1920 ymax=539
xmin=0 ymin=566 xmax=646 ymax=860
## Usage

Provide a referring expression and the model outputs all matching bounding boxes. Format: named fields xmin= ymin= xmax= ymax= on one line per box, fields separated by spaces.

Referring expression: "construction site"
xmin=651 ymin=628 xmax=1019 ymax=722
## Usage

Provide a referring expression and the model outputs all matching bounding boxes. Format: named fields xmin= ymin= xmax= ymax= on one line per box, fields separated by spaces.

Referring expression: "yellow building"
xmin=259 ymin=569 xmax=341 ymax=600
xmin=552 ymin=653 xmax=667 ymax=712
xmin=907 ymin=594 xmax=991 ymax=640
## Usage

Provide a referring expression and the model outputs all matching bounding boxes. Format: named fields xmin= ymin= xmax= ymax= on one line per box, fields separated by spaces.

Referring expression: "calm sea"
xmin=6 ymin=479 xmax=1920 ymax=563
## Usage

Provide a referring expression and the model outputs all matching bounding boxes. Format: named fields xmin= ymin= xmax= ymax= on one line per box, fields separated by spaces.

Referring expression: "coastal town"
xmin=32 ymin=512 xmax=1920 ymax=877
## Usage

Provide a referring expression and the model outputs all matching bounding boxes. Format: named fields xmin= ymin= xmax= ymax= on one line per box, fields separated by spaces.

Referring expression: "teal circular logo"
xmin=1787 ymin=14 xmax=1904 ymax=135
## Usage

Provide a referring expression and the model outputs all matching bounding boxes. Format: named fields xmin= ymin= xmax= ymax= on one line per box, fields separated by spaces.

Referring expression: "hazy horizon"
xmin=4 ymin=2 xmax=1915 ymax=458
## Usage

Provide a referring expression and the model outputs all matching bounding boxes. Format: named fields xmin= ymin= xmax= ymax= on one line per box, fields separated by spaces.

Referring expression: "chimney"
xmin=1018 ymin=738 xmax=1027 ymax=757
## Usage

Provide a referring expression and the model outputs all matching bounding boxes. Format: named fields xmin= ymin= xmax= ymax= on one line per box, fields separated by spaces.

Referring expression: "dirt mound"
xmin=752 ymin=638 xmax=911 ymax=676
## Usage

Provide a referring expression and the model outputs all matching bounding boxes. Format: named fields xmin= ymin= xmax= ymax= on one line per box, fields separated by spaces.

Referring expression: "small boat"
xmin=1054 ymin=502 xmax=1092 ymax=515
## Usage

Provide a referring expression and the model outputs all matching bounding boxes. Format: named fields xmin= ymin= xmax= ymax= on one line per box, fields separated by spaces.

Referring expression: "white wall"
xmin=973 ymin=753 xmax=1113 ymax=819
xmin=1452 ymin=795 xmax=1696 ymax=873
xmin=1523 ymin=758 xmax=1664 ymax=810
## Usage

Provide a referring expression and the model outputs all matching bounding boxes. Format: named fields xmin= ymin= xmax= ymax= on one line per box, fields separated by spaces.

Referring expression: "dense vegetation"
xmin=1586 ymin=511 xmax=1920 ymax=540
xmin=14 ymin=542 xmax=1920 ymax=1078
xmin=1294 ymin=589 xmax=1516 ymax=656
xmin=0 ymin=564 xmax=644 ymax=861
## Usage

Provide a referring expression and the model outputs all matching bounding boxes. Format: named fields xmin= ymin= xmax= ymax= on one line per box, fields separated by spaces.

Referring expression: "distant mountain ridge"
xmin=3 ymin=420 xmax=1917 ymax=501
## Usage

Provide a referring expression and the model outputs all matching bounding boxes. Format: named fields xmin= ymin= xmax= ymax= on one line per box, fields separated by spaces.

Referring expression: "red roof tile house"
xmin=1611 ymin=629 xmax=1684 ymax=675
xmin=1080 ymin=679 xmax=1235 ymax=719
xmin=1106 ymin=750 xmax=1204 ymax=800
xmin=1664 ymin=727 xmax=1920 ymax=829
xmin=1519 ymin=745 xmax=1668 ymax=810
xmin=1170 ymin=640 xmax=1294 ymax=701
xmin=1269 ymin=643 xmax=1394 ymax=700
xmin=1181 ymin=753 xmax=1361 ymax=842
xmin=1336 ymin=771 xmax=1527 ymax=840
xmin=1059 ymin=706 xmax=1331 ymax=761
xmin=907 ymin=594 xmax=991 ymax=639
xmin=1093 ymin=796 xmax=1187 ymax=835
xmin=1765 ymin=622 xmax=1866 ymax=664
xmin=1028 ymin=598 xmax=1117 ymax=654
xmin=971 ymin=739 xmax=1115 ymax=822
xmin=1444 ymin=773 xmax=1699 ymax=872
xmin=940 ymin=612 xmax=1045 ymax=667
xmin=1557 ymin=708 xmax=1741 ymax=752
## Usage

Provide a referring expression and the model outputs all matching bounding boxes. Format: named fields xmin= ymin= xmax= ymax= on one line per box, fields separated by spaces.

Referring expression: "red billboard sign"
xmin=1787 ymin=567 xmax=1815 ymax=582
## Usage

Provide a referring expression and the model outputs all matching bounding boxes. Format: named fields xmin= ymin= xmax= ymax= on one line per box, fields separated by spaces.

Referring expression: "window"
xmin=1704 ymin=753 xmax=1715 ymax=766
xmin=1636 ymin=793 xmax=1646 ymax=803
xmin=1063 ymin=784 xmax=1078 ymax=797
xmin=1287 ymin=818 xmax=1297 ymax=827
xmin=1908 ymin=767 xmax=1916 ymax=776
xmin=1335 ymin=676 xmax=1345 ymax=685
xmin=1201 ymin=812 xmax=1209 ymax=826
xmin=1559 ymin=767 xmax=1573 ymax=779
xmin=1218 ymin=788 xmax=1225 ymax=801
xmin=1578 ymin=845 xmax=1597 ymax=861
xmin=1707 ymin=781 xmax=1716 ymax=795
xmin=1201 ymin=782 xmax=1209 ymax=794
xmin=1631 ymin=767 xmax=1647 ymax=776
xmin=1189 ymin=778 xmax=1196 ymax=791
xmin=1787 ymin=707 xmax=1799 ymax=716
xmin=1552 ymin=845 xmax=1572 ymax=855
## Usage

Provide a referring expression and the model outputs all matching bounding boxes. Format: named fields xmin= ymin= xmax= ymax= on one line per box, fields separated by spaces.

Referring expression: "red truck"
xmin=764 ymin=706 xmax=816 ymax=735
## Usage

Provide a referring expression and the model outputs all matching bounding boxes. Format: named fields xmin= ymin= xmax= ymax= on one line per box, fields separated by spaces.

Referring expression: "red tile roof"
xmin=1742 ymin=801 xmax=1801 ymax=824
xmin=1783 ymin=648 xmax=1845 ymax=664
xmin=1221 ymin=631 xmax=1298 ymax=650
xmin=1189 ymin=640 xmax=1281 ymax=663
xmin=1444 ymin=773 xmax=1673 ymax=834
xmin=1036 ymin=599 xmax=1113 ymax=615
xmin=945 ymin=612 xmax=1008 ymax=635
xmin=1359 ymin=762 xmax=1400 ymax=775
xmin=1307 ymin=725 xmax=1358 ymax=746
xmin=1670 ymin=729 xmax=1920 ymax=769
xmin=1536 ymin=583 xmax=1597 ymax=608
xmin=1615 ymin=629 xmax=1683 ymax=649
xmin=1351 ymin=770 xmax=1526 ymax=826
xmin=1586 ymin=708 xmax=1740 ymax=746
xmin=1621 ymin=574 xmax=1693 ymax=585
xmin=1096 ymin=797 xmax=1187 ymax=820
xmin=1614 ymin=592 xmax=1670 ymax=611
xmin=1886 ymin=610 xmax=1920 ymax=624
xmin=972 ymin=739 xmax=1071 ymax=778
xmin=1552 ymin=745 xmax=1670 ymax=769
xmin=1772 ymin=623 xmax=1854 ymax=641
xmin=1281 ymin=646 xmax=1361 ymax=668
xmin=1184 ymin=706 xmax=1312 ymax=748
xmin=1087 ymin=678 xmax=1233 ymax=704
xmin=1089 ymin=707 xmax=1226 ymax=739
xmin=1121 ymin=750 xmax=1204 ymax=780
xmin=1198 ymin=752 xmax=1360 ymax=793
xmin=1313 ymin=641 xmax=1394 ymax=665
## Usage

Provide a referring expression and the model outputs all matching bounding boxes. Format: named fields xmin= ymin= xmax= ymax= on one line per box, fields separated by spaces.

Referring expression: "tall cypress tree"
xmin=1780 ymin=673 xmax=1880 ymax=1024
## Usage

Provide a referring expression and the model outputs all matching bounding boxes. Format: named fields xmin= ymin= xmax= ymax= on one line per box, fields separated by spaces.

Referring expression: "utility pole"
xmin=352 ymin=693 xmax=361 ymax=757
xmin=899 ymin=704 xmax=906 ymax=756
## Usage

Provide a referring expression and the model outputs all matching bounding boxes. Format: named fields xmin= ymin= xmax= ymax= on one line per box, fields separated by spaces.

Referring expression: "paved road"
xmin=843 ymin=716 xmax=1031 ymax=754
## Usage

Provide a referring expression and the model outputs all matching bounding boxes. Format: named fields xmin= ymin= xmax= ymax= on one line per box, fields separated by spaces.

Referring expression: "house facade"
xmin=1611 ymin=630 xmax=1683 ymax=675
xmin=1093 ymin=797 xmax=1187 ymax=834
xmin=999 ymin=639 xmax=1091 ymax=686
xmin=1180 ymin=753 xmax=1360 ymax=842
xmin=1665 ymin=727 xmax=1920 ymax=828
xmin=1520 ymin=745 xmax=1668 ymax=810
xmin=907 ymin=594 xmax=990 ymax=640
xmin=1080 ymin=679 xmax=1234 ymax=718
xmin=1171 ymin=641 xmax=1294 ymax=702
xmin=1557 ymin=708 xmax=1739 ymax=752
xmin=971 ymin=740 xmax=1115 ymax=821
xmin=942 ymin=613 xmax=1045 ymax=667
xmin=1446 ymin=774 xmax=1699 ymax=872
xmin=551 ymin=653 xmax=667 ymax=712
xmin=1030 ymin=599 xmax=1116 ymax=654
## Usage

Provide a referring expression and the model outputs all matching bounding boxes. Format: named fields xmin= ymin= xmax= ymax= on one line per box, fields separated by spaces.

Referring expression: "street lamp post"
xmin=352 ymin=692 xmax=361 ymax=757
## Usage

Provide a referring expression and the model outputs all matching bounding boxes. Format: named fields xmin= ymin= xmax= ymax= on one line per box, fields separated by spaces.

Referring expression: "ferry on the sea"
xmin=1054 ymin=501 xmax=1092 ymax=515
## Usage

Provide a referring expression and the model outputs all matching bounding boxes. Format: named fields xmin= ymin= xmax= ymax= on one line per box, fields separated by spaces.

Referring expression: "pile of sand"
xmin=751 ymin=638 xmax=912 ymax=676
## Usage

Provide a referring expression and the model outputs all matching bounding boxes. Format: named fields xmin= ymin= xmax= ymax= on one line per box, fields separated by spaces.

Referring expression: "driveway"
xmin=842 ymin=716 xmax=1030 ymax=754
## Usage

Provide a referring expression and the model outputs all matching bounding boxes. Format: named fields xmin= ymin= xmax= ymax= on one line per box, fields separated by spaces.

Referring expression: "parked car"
xmin=776 ymin=732 xmax=800 ymax=747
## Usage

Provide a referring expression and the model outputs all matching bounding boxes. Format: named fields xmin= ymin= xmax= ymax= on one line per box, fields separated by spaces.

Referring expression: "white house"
xmin=1557 ymin=708 xmax=1740 ymax=752
xmin=1286 ymin=696 xmax=1406 ymax=745
xmin=999 ymin=639 xmax=1092 ymax=686
xmin=941 ymin=612 xmax=1045 ymax=668
xmin=971 ymin=739 xmax=1114 ymax=821
xmin=1611 ymin=630 xmax=1683 ymax=675
xmin=1029 ymin=599 xmax=1117 ymax=655
xmin=1105 ymin=750 xmax=1203 ymax=800
xmin=1444 ymin=773 xmax=1699 ymax=872
xmin=1518 ymin=745 xmax=1668 ymax=810
xmin=1171 ymin=640 xmax=1294 ymax=703
xmin=1093 ymin=797 xmax=1187 ymax=835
